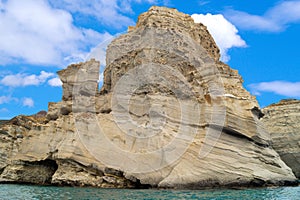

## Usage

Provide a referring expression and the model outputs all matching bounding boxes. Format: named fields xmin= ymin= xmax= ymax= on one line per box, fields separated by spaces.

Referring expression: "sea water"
xmin=0 ymin=184 xmax=299 ymax=200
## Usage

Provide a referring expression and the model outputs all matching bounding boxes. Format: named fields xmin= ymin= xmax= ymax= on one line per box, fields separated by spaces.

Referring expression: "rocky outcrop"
xmin=0 ymin=114 xmax=47 ymax=172
xmin=262 ymin=99 xmax=300 ymax=178
xmin=0 ymin=120 xmax=8 ymax=126
xmin=0 ymin=6 xmax=297 ymax=188
xmin=57 ymin=59 xmax=100 ymax=101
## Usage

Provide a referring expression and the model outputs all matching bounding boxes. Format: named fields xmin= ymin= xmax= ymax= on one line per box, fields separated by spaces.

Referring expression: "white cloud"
xmin=225 ymin=1 xmax=300 ymax=32
xmin=49 ymin=0 xmax=133 ymax=29
xmin=0 ymin=108 xmax=8 ymax=113
xmin=0 ymin=0 xmax=110 ymax=66
xmin=86 ymin=32 xmax=119 ymax=67
xmin=48 ymin=77 xmax=62 ymax=87
xmin=98 ymin=73 xmax=104 ymax=84
xmin=0 ymin=95 xmax=36 ymax=108
xmin=192 ymin=13 xmax=246 ymax=62
xmin=198 ymin=1 xmax=210 ymax=6
xmin=0 ymin=96 xmax=12 ymax=104
xmin=249 ymin=81 xmax=300 ymax=98
xmin=0 ymin=71 xmax=54 ymax=87
xmin=49 ymin=0 xmax=156 ymax=29
xmin=22 ymin=97 xmax=34 ymax=107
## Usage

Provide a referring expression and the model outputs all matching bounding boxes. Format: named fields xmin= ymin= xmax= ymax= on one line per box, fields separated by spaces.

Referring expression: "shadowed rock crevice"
xmin=217 ymin=126 xmax=269 ymax=147
xmin=0 ymin=167 xmax=4 ymax=176
xmin=0 ymin=159 xmax=58 ymax=185
xmin=251 ymin=107 xmax=265 ymax=119
xmin=51 ymin=159 xmax=151 ymax=188
xmin=161 ymin=177 xmax=298 ymax=190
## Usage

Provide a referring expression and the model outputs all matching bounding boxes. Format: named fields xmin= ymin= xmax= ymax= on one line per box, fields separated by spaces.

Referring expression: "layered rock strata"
xmin=0 ymin=6 xmax=297 ymax=188
xmin=262 ymin=99 xmax=300 ymax=178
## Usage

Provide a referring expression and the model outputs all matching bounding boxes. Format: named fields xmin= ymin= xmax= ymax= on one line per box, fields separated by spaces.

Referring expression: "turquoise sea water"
xmin=0 ymin=184 xmax=299 ymax=200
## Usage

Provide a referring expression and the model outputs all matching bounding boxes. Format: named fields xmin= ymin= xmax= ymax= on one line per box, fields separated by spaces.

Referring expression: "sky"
xmin=0 ymin=0 xmax=300 ymax=119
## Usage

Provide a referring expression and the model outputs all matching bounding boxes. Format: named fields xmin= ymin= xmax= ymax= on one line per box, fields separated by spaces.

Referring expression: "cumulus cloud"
xmin=49 ymin=0 xmax=157 ymax=29
xmin=192 ymin=13 xmax=246 ymax=62
xmin=48 ymin=77 xmax=63 ymax=87
xmin=0 ymin=96 xmax=12 ymax=105
xmin=0 ymin=95 xmax=35 ymax=108
xmin=22 ymin=97 xmax=34 ymax=107
xmin=50 ymin=0 xmax=132 ymax=29
xmin=249 ymin=81 xmax=300 ymax=98
xmin=0 ymin=71 xmax=54 ymax=87
xmin=0 ymin=108 xmax=8 ymax=113
xmin=0 ymin=0 xmax=111 ymax=66
xmin=0 ymin=0 xmax=166 ymax=66
xmin=225 ymin=1 xmax=300 ymax=32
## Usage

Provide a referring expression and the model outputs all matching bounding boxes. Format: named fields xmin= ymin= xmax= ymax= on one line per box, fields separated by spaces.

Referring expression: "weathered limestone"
xmin=0 ymin=6 xmax=297 ymax=188
xmin=262 ymin=99 xmax=300 ymax=178
xmin=58 ymin=59 xmax=100 ymax=101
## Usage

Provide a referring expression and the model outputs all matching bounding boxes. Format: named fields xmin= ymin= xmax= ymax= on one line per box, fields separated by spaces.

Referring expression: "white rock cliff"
xmin=263 ymin=99 xmax=300 ymax=178
xmin=0 ymin=6 xmax=297 ymax=188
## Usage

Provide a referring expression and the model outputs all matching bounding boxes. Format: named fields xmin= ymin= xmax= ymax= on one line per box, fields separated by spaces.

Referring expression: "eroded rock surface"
xmin=0 ymin=6 xmax=297 ymax=188
xmin=262 ymin=99 xmax=300 ymax=178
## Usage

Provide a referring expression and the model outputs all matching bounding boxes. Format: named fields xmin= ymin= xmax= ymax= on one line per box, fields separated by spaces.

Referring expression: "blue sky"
xmin=0 ymin=0 xmax=300 ymax=119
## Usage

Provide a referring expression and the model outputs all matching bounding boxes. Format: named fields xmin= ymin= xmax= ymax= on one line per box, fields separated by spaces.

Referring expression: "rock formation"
xmin=262 ymin=99 xmax=300 ymax=178
xmin=0 ymin=6 xmax=297 ymax=188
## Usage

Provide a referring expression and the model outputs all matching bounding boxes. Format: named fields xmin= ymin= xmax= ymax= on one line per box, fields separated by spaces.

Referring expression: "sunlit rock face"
xmin=263 ymin=99 xmax=300 ymax=178
xmin=0 ymin=6 xmax=297 ymax=188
